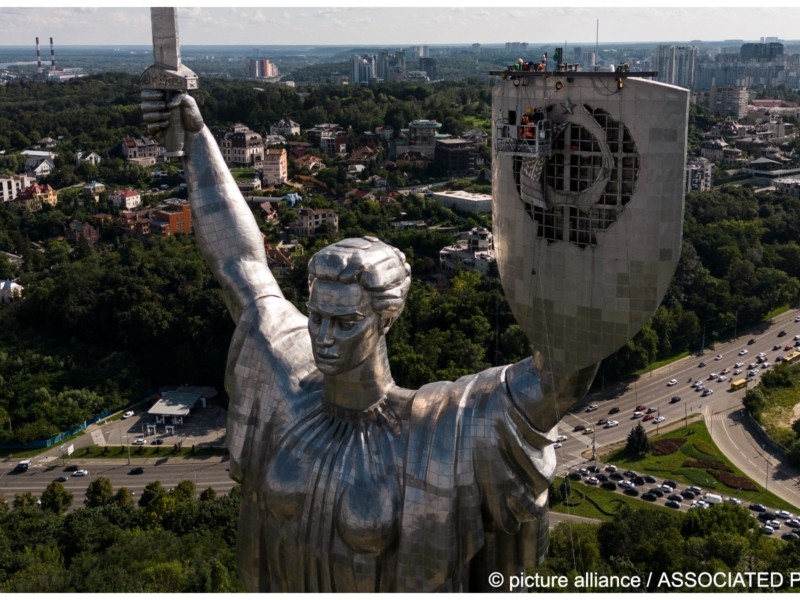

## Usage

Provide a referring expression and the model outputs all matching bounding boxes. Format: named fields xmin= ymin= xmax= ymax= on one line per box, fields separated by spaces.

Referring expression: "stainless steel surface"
xmin=140 ymin=71 xmax=685 ymax=590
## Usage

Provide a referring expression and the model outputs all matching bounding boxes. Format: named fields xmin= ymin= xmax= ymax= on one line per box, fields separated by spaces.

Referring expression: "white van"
xmin=703 ymin=492 xmax=723 ymax=505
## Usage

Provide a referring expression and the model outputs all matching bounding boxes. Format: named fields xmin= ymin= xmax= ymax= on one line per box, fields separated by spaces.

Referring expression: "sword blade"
xmin=151 ymin=7 xmax=182 ymax=71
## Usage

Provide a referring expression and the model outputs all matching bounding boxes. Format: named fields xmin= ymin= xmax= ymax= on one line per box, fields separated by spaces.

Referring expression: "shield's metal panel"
xmin=492 ymin=76 xmax=689 ymax=376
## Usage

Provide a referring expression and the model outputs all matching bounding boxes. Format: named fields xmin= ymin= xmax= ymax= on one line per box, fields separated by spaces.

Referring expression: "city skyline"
xmin=0 ymin=4 xmax=799 ymax=47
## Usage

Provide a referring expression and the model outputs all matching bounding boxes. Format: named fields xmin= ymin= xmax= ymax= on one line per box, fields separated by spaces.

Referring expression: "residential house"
xmin=265 ymin=245 xmax=294 ymax=278
xmin=685 ymin=157 xmax=713 ymax=193
xmin=213 ymin=124 xmax=265 ymax=167
xmin=287 ymin=141 xmax=314 ymax=160
xmin=75 ymin=150 xmax=102 ymax=166
xmin=293 ymin=207 xmax=338 ymax=237
xmin=21 ymin=149 xmax=56 ymax=175
xmin=295 ymin=154 xmax=325 ymax=172
xmin=82 ymin=180 xmax=106 ymax=203
xmin=109 ymin=188 xmax=143 ymax=210
xmin=118 ymin=199 xmax=191 ymax=238
xmin=15 ymin=182 xmax=58 ymax=211
xmin=0 ymin=280 xmax=23 ymax=303
xmin=439 ymin=227 xmax=496 ymax=276
xmin=348 ymin=145 xmax=380 ymax=163
xmin=776 ymin=177 xmax=800 ymax=198
xmin=65 ymin=219 xmax=100 ymax=245
xmin=120 ymin=136 xmax=163 ymax=162
xmin=262 ymin=148 xmax=288 ymax=186
xmin=270 ymin=118 xmax=301 ymax=137
xmin=0 ymin=174 xmax=35 ymax=203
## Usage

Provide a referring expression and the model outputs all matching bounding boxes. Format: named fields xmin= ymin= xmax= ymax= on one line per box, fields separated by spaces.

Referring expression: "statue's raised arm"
xmin=141 ymin=90 xmax=282 ymax=322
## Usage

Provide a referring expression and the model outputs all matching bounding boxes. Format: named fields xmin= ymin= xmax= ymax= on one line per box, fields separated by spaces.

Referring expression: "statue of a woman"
xmin=142 ymin=90 xmax=597 ymax=592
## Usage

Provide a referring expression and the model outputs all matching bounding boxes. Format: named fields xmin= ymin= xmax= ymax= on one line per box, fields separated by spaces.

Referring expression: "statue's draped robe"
xmin=226 ymin=294 xmax=556 ymax=592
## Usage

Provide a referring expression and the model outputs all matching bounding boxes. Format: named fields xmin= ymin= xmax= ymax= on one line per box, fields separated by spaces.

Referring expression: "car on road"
xmin=151 ymin=439 xmax=164 ymax=445
xmin=573 ymin=424 xmax=586 ymax=432
xmin=748 ymin=338 xmax=757 ymax=345
xmin=608 ymin=407 xmax=620 ymax=414
xmin=714 ymin=354 xmax=723 ymax=361
xmin=702 ymin=389 xmax=714 ymax=396
xmin=782 ymin=532 xmax=800 ymax=541
xmin=681 ymin=490 xmax=696 ymax=500
xmin=726 ymin=497 xmax=742 ymax=505
xmin=64 ymin=465 xmax=79 ymax=472
xmin=776 ymin=509 xmax=794 ymax=520
xmin=733 ymin=369 xmax=743 ymax=375
xmin=133 ymin=437 xmax=146 ymax=445
xmin=582 ymin=428 xmax=594 ymax=435
xmin=54 ymin=475 xmax=68 ymax=482
xmin=642 ymin=414 xmax=654 ymax=422
xmin=623 ymin=487 xmax=639 ymax=497
xmin=667 ymin=494 xmax=683 ymax=502
xmin=653 ymin=416 xmax=665 ymax=425
xmin=553 ymin=443 xmax=562 ymax=449
xmin=604 ymin=464 xmax=618 ymax=472
xmin=585 ymin=404 xmax=598 ymax=412
xmin=786 ymin=345 xmax=794 ymax=351
xmin=692 ymin=381 xmax=705 ymax=389
xmin=795 ymin=315 xmax=800 ymax=322
xmin=72 ymin=469 xmax=89 ymax=477
xmin=666 ymin=378 xmax=678 ymax=386
xmin=646 ymin=407 xmax=657 ymax=414
xmin=598 ymin=417 xmax=608 ymax=425
xmin=585 ymin=476 xmax=598 ymax=485
xmin=786 ymin=519 xmax=800 ymax=529
xmin=717 ymin=375 xmax=727 ymax=382
xmin=635 ymin=404 xmax=646 ymax=412
xmin=762 ymin=362 xmax=772 ymax=369
xmin=773 ymin=344 xmax=783 ymax=351
xmin=122 ymin=410 xmax=134 ymax=419
xmin=568 ymin=472 xmax=582 ymax=481
xmin=666 ymin=500 xmax=681 ymax=509
xmin=698 ymin=361 xmax=706 ymax=367
xmin=708 ymin=372 xmax=718 ymax=379
xmin=779 ymin=330 xmax=787 ymax=337
xmin=670 ymin=396 xmax=681 ymax=404
xmin=721 ymin=368 xmax=730 ymax=374
xmin=763 ymin=526 xmax=775 ymax=535
xmin=601 ymin=481 xmax=617 ymax=491
xmin=604 ymin=420 xmax=619 ymax=428
xmin=642 ymin=492 xmax=657 ymax=502
xmin=632 ymin=411 xmax=643 ymax=419
xmin=643 ymin=475 xmax=657 ymax=484
xmin=767 ymin=519 xmax=782 ymax=529
xmin=750 ymin=503 xmax=767 ymax=512
xmin=129 ymin=467 xmax=144 ymax=475
xmin=609 ymin=472 xmax=625 ymax=481
xmin=556 ymin=435 xmax=568 ymax=442
xmin=648 ymin=487 xmax=664 ymax=497
xmin=739 ymin=349 xmax=749 ymax=355
xmin=687 ymin=485 xmax=702 ymax=494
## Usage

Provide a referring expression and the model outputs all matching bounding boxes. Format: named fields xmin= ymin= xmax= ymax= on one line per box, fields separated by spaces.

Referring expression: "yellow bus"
xmin=785 ymin=351 xmax=800 ymax=365
xmin=730 ymin=378 xmax=748 ymax=391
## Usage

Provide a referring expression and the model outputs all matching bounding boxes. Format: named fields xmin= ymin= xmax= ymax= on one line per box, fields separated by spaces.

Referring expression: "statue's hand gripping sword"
xmin=140 ymin=8 xmax=198 ymax=159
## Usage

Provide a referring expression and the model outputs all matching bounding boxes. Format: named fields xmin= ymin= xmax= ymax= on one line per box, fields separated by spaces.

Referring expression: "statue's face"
xmin=307 ymin=280 xmax=383 ymax=376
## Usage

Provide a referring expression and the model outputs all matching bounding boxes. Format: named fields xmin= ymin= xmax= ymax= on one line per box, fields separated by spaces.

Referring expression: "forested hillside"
xmin=1 ymin=74 xmax=800 ymax=444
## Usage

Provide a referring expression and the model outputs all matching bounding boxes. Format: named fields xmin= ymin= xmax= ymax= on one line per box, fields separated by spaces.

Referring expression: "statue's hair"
xmin=307 ymin=237 xmax=411 ymax=320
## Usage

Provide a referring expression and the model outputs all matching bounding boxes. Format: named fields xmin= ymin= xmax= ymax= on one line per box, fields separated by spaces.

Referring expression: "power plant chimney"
xmin=50 ymin=37 xmax=55 ymax=68
xmin=35 ymin=37 xmax=44 ymax=80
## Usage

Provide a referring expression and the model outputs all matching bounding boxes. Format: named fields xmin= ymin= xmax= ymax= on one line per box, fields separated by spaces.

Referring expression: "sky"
xmin=0 ymin=2 xmax=799 ymax=47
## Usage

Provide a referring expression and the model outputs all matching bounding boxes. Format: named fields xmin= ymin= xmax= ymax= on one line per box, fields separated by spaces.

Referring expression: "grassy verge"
xmin=550 ymin=476 xmax=676 ymax=520
xmin=635 ymin=351 xmax=691 ymax=377
xmin=70 ymin=444 xmax=226 ymax=460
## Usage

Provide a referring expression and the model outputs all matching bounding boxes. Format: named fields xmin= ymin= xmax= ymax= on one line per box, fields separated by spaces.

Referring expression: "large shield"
xmin=492 ymin=73 xmax=689 ymax=377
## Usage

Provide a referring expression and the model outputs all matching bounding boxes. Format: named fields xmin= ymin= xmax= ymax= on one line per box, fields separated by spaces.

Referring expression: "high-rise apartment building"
xmin=654 ymin=45 xmax=697 ymax=88
xmin=709 ymin=85 xmax=749 ymax=118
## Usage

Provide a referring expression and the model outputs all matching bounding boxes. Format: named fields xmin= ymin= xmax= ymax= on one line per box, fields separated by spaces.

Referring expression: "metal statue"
xmin=141 ymin=16 xmax=689 ymax=592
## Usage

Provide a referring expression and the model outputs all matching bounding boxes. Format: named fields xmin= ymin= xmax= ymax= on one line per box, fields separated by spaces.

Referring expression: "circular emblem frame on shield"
xmin=492 ymin=75 xmax=689 ymax=377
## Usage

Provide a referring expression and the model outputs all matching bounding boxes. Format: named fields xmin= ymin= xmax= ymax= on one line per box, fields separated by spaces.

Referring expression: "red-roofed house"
xmin=109 ymin=189 xmax=143 ymax=210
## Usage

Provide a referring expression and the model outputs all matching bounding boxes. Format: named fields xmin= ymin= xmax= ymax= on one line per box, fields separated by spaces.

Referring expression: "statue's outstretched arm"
xmin=141 ymin=90 xmax=282 ymax=322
